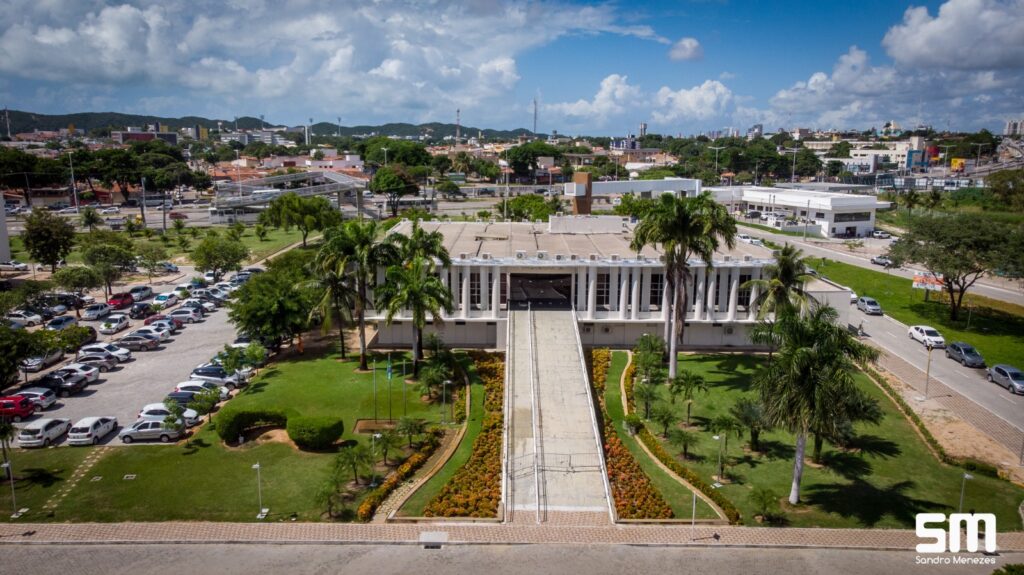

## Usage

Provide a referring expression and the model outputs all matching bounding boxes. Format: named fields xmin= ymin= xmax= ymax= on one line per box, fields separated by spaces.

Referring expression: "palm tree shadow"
xmin=757 ymin=439 xmax=795 ymax=461
xmin=820 ymin=451 xmax=873 ymax=479
xmin=845 ymin=434 xmax=901 ymax=458
xmin=803 ymin=479 xmax=945 ymax=527
xmin=16 ymin=467 xmax=65 ymax=489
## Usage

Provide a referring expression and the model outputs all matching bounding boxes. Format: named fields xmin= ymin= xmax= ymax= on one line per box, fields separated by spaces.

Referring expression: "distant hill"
xmin=3 ymin=109 xmax=540 ymax=140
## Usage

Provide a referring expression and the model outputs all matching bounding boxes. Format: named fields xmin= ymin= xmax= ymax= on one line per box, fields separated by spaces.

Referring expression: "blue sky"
xmin=0 ymin=0 xmax=1021 ymax=135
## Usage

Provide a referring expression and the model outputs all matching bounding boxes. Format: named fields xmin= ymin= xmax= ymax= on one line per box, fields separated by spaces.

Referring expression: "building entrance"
xmin=509 ymin=274 xmax=573 ymax=310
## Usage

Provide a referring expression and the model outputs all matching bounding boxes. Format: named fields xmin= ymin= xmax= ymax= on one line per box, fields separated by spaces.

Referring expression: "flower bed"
xmin=423 ymin=351 xmax=504 ymax=517
xmin=592 ymin=348 xmax=673 ymax=520
xmin=357 ymin=429 xmax=443 ymax=521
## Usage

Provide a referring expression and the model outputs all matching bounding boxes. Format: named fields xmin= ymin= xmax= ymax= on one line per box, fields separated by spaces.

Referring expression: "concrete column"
xmin=618 ymin=267 xmax=629 ymax=320
xmin=491 ymin=265 xmax=501 ymax=319
xmin=609 ymin=267 xmax=619 ymax=313
xmin=661 ymin=274 xmax=670 ymax=321
xmin=640 ymin=267 xmax=652 ymax=311
xmin=480 ymin=266 xmax=490 ymax=314
xmin=694 ymin=267 xmax=705 ymax=321
xmin=460 ymin=265 xmax=470 ymax=319
xmin=727 ymin=267 xmax=740 ymax=322
xmin=576 ymin=267 xmax=586 ymax=311
xmin=705 ymin=269 xmax=717 ymax=321
xmin=748 ymin=268 xmax=761 ymax=321
xmin=587 ymin=265 xmax=597 ymax=319
xmin=631 ymin=265 xmax=641 ymax=320
xmin=449 ymin=267 xmax=459 ymax=317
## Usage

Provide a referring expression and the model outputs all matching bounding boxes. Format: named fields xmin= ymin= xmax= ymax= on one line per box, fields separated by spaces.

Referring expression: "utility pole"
xmin=140 ymin=177 xmax=148 ymax=226
xmin=939 ymin=144 xmax=955 ymax=177
xmin=381 ymin=147 xmax=389 ymax=167
xmin=455 ymin=109 xmax=460 ymax=148
xmin=336 ymin=116 xmax=341 ymax=138
xmin=784 ymin=147 xmax=800 ymax=183
xmin=67 ymin=151 xmax=80 ymax=213
xmin=708 ymin=145 xmax=725 ymax=176
xmin=259 ymin=114 xmax=265 ymax=130
xmin=3 ymin=107 xmax=10 ymax=140
xmin=971 ymin=143 xmax=989 ymax=172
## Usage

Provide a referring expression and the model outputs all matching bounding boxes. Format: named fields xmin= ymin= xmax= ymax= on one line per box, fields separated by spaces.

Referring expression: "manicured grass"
xmin=399 ymin=355 xmax=484 ymax=516
xmin=646 ymin=353 xmax=1024 ymax=529
xmin=0 ymin=447 xmax=90 ymax=522
xmin=812 ymin=258 xmax=1024 ymax=368
xmin=736 ymin=221 xmax=814 ymax=237
xmin=605 ymin=351 xmax=718 ymax=520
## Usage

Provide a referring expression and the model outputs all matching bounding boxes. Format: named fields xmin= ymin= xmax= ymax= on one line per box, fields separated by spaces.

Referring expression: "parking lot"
xmin=7 ymin=274 xmax=240 ymax=447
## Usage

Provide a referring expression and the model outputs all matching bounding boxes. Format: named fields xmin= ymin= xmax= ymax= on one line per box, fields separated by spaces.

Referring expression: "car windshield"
xmin=924 ymin=330 xmax=940 ymax=337
xmin=865 ymin=299 xmax=878 ymax=305
xmin=961 ymin=346 xmax=978 ymax=355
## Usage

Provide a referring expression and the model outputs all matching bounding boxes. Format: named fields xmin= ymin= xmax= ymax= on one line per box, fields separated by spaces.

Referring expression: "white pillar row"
xmin=640 ymin=267 xmax=652 ymax=312
xmin=630 ymin=265 xmax=641 ymax=320
xmin=727 ymin=266 xmax=740 ymax=322
xmin=748 ymin=267 xmax=761 ymax=321
xmin=705 ymin=268 xmax=717 ymax=321
xmin=480 ymin=265 xmax=490 ymax=314
xmin=586 ymin=265 xmax=597 ymax=319
xmin=460 ymin=265 xmax=470 ymax=319
xmin=694 ymin=267 xmax=706 ymax=321
xmin=618 ymin=267 xmax=629 ymax=320
xmin=609 ymin=267 xmax=620 ymax=313
xmin=491 ymin=265 xmax=501 ymax=319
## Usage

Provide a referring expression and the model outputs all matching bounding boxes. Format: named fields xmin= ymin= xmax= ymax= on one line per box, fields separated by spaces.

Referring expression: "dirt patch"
xmin=221 ymin=425 xmax=297 ymax=450
xmin=353 ymin=419 xmax=397 ymax=434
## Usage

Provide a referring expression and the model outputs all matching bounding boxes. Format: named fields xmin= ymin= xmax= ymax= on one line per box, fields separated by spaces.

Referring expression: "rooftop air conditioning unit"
xmin=482 ymin=253 xmax=492 ymax=261
xmin=537 ymin=251 xmax=548 ymax=260
xmin=610 ymin=254 xmax=620 ymax=262
xmin=555 ymin=254 xmax=567 ymax=261
xmin=589 ymin=254 xmax=599 ymax=261
xmin=459 ymin=252 xmax=468 ymax=260
xmin=723 ymin=255 xmax=732 ymax=262
xmin=636 ymin=255 xmax=646 ymax=262
xmin=515 ymin=251 xmax=526 ymax=260
xmin=570 ymin=254 xmax=579 ymax=261
xmin=743 ymin=255 xmax=752 ymax=262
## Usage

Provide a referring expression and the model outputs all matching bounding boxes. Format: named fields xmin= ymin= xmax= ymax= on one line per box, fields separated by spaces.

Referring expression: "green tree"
xmin=435 ymin=179 xmax=460 ymax=199
xmin=190 ymin=236 xmax=249 ymax=280
xmin=395 ymin=417 xmax=426 ymax=448
xmin=254 ymin=223 xmax=268 ymax=241
xmin=79 ymin=207 xmax=103 ymax=232
xmin=136 ymin=243 xmax=169 ymax=282
xmin=123 ymin=218 xmax=140 ymax=238
xmin=23 ymin=210 xmax=76 ymax=272
xmin=172 ymin=218 xmax=187 ymax=235
xmin=162 ymin=399 xmax=186 ymax=440
xmin=51 ymin=266 xmax=101 ymax=316
xmin=258 ymin=192 xmax=341 ymax=247
xmin=753 ymin=305 xmax=878 ymax=504
xmin=177 ymin=234 xmax=191 ymax=252
xmin=671 ymin=370 xmax=707 ymax=426
xmin=650 ymin=403 xmax=679 ymax=436
xmin=667 ymin=428 xmax=698 ymax=460
xmin=902 ymin=189 xmax=921 ymax=215
xmin=376 ymin=257 xmax=453 ymax=376
xmin=82 ymin=243 xmax=135 ymax=296
xmin=370 ymin=166 xmax=419 ymax=217
xmin=730 ymin=396 xmax=769 ymax=452
xmin=633 ymin=381 xmax=658 ymax=419
xmin=335 ymin=444 xmax=372 ymax=484
xmin=393 ymin=220 xmax=452 ymax=267
xmin=494 ymin=194 xmax=554 ymax=221
xmin=0 ymin=326 xmax=44 ymax=388
xmin=306 ymin=250 xmax=356 ymax=358
xmin=228 ymin=271 xmax=313 ymax=351
xmin=826 ymin=141 xmax=852 ymax=158
xmin=189 ymin=388 xmax=221 ymax=424
xmin=377 ymin=430 xmax=403 ymax=465
xmin=743 ymin=243 xmax=816 ymax=319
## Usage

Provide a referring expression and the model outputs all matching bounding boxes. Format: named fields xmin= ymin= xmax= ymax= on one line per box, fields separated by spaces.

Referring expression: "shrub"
xmin=286 ymin=416 xmax=344 ymax=451
xmin=357 ymin=428 xmax=443 ymax=522
xmin=215 ymin=406 xmax=288 ymax=441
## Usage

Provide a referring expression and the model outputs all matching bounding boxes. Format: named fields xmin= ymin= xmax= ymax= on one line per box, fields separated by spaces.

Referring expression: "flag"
xmin=387 ymin=355 xmax=392 ymax=380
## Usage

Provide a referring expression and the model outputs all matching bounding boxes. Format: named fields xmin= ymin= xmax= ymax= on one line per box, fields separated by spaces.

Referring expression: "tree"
xmin=743 ymin=243 xmax=816 ymax=319
xmin=258 ymin=192 xmax=341 ymax=247
xmin=902 ymin=189 xmax=921 ymax=215
xmin=81 ymin=243 xmax=135 ymax=296
xmin=494 ymin=194 xmax=554 ymax=221
xmin=335 ymin=444 xmax=372 ymax=484
xmin=435 ymin=179 xmax=460 ymax=199
xmin=377 ymin=257 xmax=453 ymax=377
xmin=123 ymin=219 xmax=140 ymax=238
xmin=79 ymin=207 xmax=103 ymax=232
xmin=827 ymin=141 xmax=852 ymax=158
xmin=889 ymin=214 xmax=1007 ymax=320
xmin=754 ymin=305 xmax=878 ymax=504
xmin=378 ymin=430 xmax=403 ymax=465
xmin=51 ymin=267 xmax=101 ymax=316
xmin=709 ymin=415 xmax=742 ymax=476
xmin=730 ymin=396 xmax=769 ymax=452
xmin=189 ymin=388 xmax=221 ymax=424
xmin=667 ymin=428 xmax=698 ymax=460
xmin=162 ymin=399 xmax=186 ymax=440
xmin=254 ymin=224 xmax=268 ymax=241
xmin=0 ymin=326 xmax=44 ymax=388
xmin=177 ymin=235 xmax=191 ymax=252
xmin=631 ymin=192 xmax=736 ymax=379
xmin=136 ymin=243 xmax=169 ymax=282
xmin=672 ymin=370 xmax=707 ymax=426
xmin=370 ymin=166 xmax=419 ymax=217
xmin=633 ymin=381 xmax=658 ymax=419
xmin=190 ymin=236 xmax=249 ymax=280
xmin=306 ymin=250 xmax=356 ymax=357
xmin=395 ymin=417 xmax=426 ymax=448
xmin=228 ymin=271 xmax=313 ymax=350
xmin=23 ymin=210 xmax=76 ymax=272
xmin=172 ymin=218 xmax=187 ymax=235
xmin=394 ymin=220 xmax=452 ymax=267
xmin=650 ymin=403 xmax=679 ymax=436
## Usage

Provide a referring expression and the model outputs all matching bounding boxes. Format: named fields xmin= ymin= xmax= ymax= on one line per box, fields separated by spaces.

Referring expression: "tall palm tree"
xmin=395 ymin=416 xmax=426 ymax=447
xmin=634 ymin=381 xmax=659 ymax=419
xmin=394 ymin=220 xmax=452 ymax=267
xmin=753 ymin=305 xmax=878 ymax=504
xmin=631 ymin=192 xmax=736 ymax=379
xmin=743 ymin=243 xmax=816 ymax=319
xmin=305 ymin=252 xmax=357 ymax=358
xmin=79 ymin=207 xmax=103 ymax=232
xmin=902 ymin=189 xmax=921 ymax=216
xmin=667 ymin=427 xmax=698 ymax=460
xmin=377 ymin=257 xmax=454 ymax=377
xmin=321 ymin=220 xmax=400 ymax=371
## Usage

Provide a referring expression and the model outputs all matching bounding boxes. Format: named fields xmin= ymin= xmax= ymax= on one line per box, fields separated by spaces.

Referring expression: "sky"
xmin=0 ymin=0 xmax=1022 ymax=136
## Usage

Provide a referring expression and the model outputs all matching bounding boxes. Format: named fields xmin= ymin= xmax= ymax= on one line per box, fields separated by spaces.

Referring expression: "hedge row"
xmin=215 ymin=406 xmax=288 ymax=441
xmin=286 ymin=416 xmax=345 ymax=451
xmin=861 ymin=365 xmax=1001 ymax=479
xmin=357 ymin=429 xmax=443 ymax=522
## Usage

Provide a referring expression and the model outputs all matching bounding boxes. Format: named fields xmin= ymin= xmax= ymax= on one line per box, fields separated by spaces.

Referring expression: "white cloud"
xmin=883 ymin=0 xmax=1024 ymax=70
xmin=652 ymin=80 xmax=733 ymax=123
xmin=669 ymin=37 xmax=703 ymax=61
xmin=718 ymin=71 xmax=736 ymax=80
xmin=546 ymin=74 xmax=642 ymax=125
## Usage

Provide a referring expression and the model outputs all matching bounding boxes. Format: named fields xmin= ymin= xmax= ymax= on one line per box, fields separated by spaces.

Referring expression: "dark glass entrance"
xmin=509 ymin=273 xmax=573 ymax=310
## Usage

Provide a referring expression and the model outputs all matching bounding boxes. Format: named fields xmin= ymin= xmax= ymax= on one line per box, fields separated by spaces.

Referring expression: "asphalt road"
xmin=0 ymin=544 xmax=1017 ymax=575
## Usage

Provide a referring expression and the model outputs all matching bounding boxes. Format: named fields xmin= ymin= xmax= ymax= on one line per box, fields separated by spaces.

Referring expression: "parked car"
xmin=99 ymin=206 xmax=121 ymax=215
xmin=55 ymin=363 xmax=100 ymax=383
xmin=987 ymin=365 xmax=1024 ymax=394
xmin=871 ymin=255 xmax=894 ymax=267
xmin=203 ymin=271 xmax=218 ymax=283
xmin=115 ymin=334 xmax=159 ymax=351
xmin=67 ymin=416 xmax=118 ymax=446
xmin=129 ymin=302 xmax=155 ymax=319
xmin=99 ymin=314 xmax=130 ymax=334
xmin=76 ymin=352 xmax=119 ymax=373
xmin=175 ymin=380 xmax=230 ymax=401
xmin=23 ymin=303 xmax=54 ymax=321
xmin=945 ymin=342 xmax=986 ymax=368
xmin=20 ymin=348 xmax=64 ymax=372
xmin=132 ymin=325 xmax=170 ymax=341
xmin=157 ymin=262 xmax=179 ymax=273
xmin=45 ymin=315 xmax=78 ymax=331
xmin=241 ymin=267 xmax=264 ymax=275
xmin=79 ymin=343 xmax=132 ymax=363
xmin=119 ymin=419 xmax=183 ymax=443
xmin=145 ymin=313 xmax=183 ymax=329
xmin=63 ymin=326 xmax=97 ymax=352
xmin=0 ymin=395 xmax=36 ymax=422
xmin=36 ymin=259 xmax=66 ymax=271
xmin=138 ymin=403 xmax=198 ymax=427
xmin=745 ymin=210 xmax=762 ymax=219
xmin=0 ymin=260 xmax=29 ymax=272
xmin=153 ymin=293 xmax=178 ymax=307
xmin=872 ymin=230 xmax=892 ymax=239
xmin=182 ymin=299 xmax=215 ymax=313
xmin=16 ymin=387 xmax=57 ymax=411
xmin=82 ymin=303 xmax=112 ymax=320
xmin=206 ymin=287 xmax=229 ymax=301
xmin=7 ymin=310 xmax=42 ymax=327
xmin=190 ymin=365 xmax=240 ymax=388
xmin=128 ymin=286 xmax=153 ymax=301
xmin=856 ymin=296 xmax=883 ymax=315
xmin=168 ymin=212 xmax=188 ymax=220
xmin=107 ymin=292 xmax=134 ymax=309
xmin=148 ymin=318 xmax=178 ymax=334
xmin=34 ymin=371 xmax=88 ymax=397
xmin=17 ymin=418 xmax=71 ymax=448
xmin=167 ymin=307 xmax=202 ymax=324
xmin=908 ymin=325 xmax=946 ymax=348
xmin=164 ymin=391 xmax=197 ymax=407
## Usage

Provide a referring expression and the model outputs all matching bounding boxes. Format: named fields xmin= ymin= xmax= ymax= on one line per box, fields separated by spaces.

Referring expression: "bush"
xmin=215 ymin=406 xmax=288 ymax=441
xmin=287 ymin=416 xmax=344 ymax=451
xmin=357 ymin=428 xmax=443 ymax=522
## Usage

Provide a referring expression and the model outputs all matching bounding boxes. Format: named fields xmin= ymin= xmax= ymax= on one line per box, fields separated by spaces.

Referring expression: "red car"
xmin=0 ymin=395 xmax=36 ymax=422
xmin=107 ymin=292 xmax=135 ymax=309
xmin=145 ymin=313 xmax=183 ymax=329
xmin=168 ymin=212 xmax=188 ymax=220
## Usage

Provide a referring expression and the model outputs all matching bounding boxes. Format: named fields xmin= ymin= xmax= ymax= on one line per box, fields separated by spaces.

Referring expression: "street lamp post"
xmin=252 ymin=462 xmax=268 ymax=519
xmin=1 ymin=460 xmax=22 ymax=519
xmin=784 ymin=147 xmax=800 ymax=183
xmin=370 ymin=433 xmax=382 ymax=487
xmin=442 ymin=379 xmax=452 ymax=424
xmin=916 ymin=345 xmax=934 ymax=401
xmin=971 ymin=143 xmax=989 ymax=171
xmin=958 ymin=472 xmax=974 ymax=514
xmin=381 ymin=147 xmax=389 ymax=167
xmin=372 ymin=360 xmax=378 ymax=422
xmin=939 ymin=144 xmax=955 ymax=178
xmin=712 ymin=434 xmax=724 ymax=483
xmin=803 ymin=199 xmax=811 ymax=240
xmin=709 ymin=146 xmax=725 ymax=177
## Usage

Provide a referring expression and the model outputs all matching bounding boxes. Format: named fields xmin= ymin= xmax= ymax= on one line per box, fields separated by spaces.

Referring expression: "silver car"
xmin=17 ymin=418 xmax=71 ymax=448
xmin=988 ymin=364 xmax=1024 ymax=394
xmin=119 ymin=419 xmax=182 ymax=444
xmin=16 ymin=387 xmax=57 ymax=411
xmin=82 ymin=303 xmax=112 ymax=320
xmin=856 ymin=297 xmax=882 ymax=315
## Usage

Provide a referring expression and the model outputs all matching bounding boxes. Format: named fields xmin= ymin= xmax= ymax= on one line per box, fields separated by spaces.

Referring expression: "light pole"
xmin=916 ymin=345 xmax=934 ymax=401
xmin=67 ymin=151 xmax=80 ymax=213
xmin=1 ymin=460 xmax=22 ymax=519
xmin=234 ymin=150 xmax=242 ymax=197
xmin=709 ymin=146 xmax=725 ymax=177
xmin=971 ymin=143 xmax=989 ymax=172
xmin=252 ymin=462 xmax=268 ymax=519
xmin=939 ymin=144 xmax=955 ymax=177
xmin=958 ymin=472 xmax=974 ymax=514
xmin=712 ymin=434 xmax=724 ymax=483
xmin=381 ymin=147 xmax=389 ymax=167
xmin=370 ymin=433 xmax=382 ymax=487
xmin=784 ymin=147 xmax=800 ymax=183
xmin=803 ymin=199 xmax=811 ymax=240
xmin=372 ymin=359 xmax=378 ymax=422
xmin=442 ymin=379 xmax=452 ymax=424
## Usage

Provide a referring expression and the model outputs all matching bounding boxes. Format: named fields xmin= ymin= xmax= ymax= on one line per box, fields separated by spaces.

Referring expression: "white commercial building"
xmin=708 ymin=186 xmax=889 ymax=238
xmin=371 ymin=217 xmax=849 ymax=350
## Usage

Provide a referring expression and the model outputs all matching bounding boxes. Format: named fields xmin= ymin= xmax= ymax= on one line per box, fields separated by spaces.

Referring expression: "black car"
xmin=129 ymin=302 xmax=155 ymax=319
xmin=32 ymin=372 xmax=88 ymax=397
xmin=164 ymin=391 xmax=197 ymax=407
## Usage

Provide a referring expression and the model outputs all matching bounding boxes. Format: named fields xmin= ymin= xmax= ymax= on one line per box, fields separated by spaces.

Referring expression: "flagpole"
xmin=387 ymin=353 xmax=393 ymax=423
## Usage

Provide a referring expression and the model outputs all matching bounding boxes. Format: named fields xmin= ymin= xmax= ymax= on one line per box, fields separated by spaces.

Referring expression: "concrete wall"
xmin=375 ymin=320 xmax=500 ymax=349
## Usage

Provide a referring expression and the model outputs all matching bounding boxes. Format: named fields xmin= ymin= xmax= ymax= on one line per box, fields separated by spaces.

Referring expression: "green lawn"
xmin=0 ymin=447 xmax=90 ymax=521
xmin=812 ymin=258 xmax=1024 ymax=368
xmin=645 ymin=353 xmax=1024 ymax=530
xmin=399 ymin=355 xmax=484 ymax=516
xmin=605 ymin=351 xmax=719 ymax=520
xmin=737 ymin=221 xmax=815 ymax=238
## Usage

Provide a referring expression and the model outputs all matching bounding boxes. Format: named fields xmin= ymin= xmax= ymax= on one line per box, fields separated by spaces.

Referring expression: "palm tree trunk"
xmin=789 ymin=432 xmax=807 ymax=504
xmin=668 ymin=266 xmax=684 ymax=379
xmin=812 ymin=433 xmax=824 ymax=463
xmin=750 ymin=428 xmax=760 ymax=452
xmin=412 ymin=325 xmax=421 ymax=377
xmin=662 ymin=271 xmax=674 ymax=359
xmin=357 ymin=281 xmax=368 ymax=371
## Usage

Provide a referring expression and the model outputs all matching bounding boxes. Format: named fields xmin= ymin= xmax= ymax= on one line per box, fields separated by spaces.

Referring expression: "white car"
xmin=133 ymin=325 xmax=170 ymax=341
xmin=128 ymin=286 xmax=153 ymax=301
xmin=82 ymin=303 xmax=112 ymax=320
xmin=138 ymin=403 xmax=199 ymax=427
xmin=168 ymin=307 xmax=202 ymax=323
xmin=67 ymin=416 xmax=118 ymax=446
xmin=153 ymin=293 xmax=178 ymax=307
xmin=17 ymin=387 xmax=57 ymax=411
xmin=203 ymin=271 xmax=218 ymax=283
xmin=182 ymin=298 xmax=216 ymax=313
xmin=56 ymin=363 xmax=101 ymax=383
xmin=7 ymin=310 xmax=43 ymax=327
xmin=909 ymin=325 xmax=946 ymax=348
xmin=872 ymin=230 xmax=891 ymax=239
xmin=17 ymin=418 xmax=71 ymax=448
xmin=79 ymin=343 xmax=132 ymax=363
xmin=99 ymin=314 xmax=130 ymax=334
xmin=174 ymin=380 xmax=230 ymax=401
xmin=214 ymin=282 xmax=237 ymax=293
xmin=207 ymin=288 xmax=229 ymax=300
xmin=99 ymin=207 xmax=120 ymax=214
xmin=148 ymin=319 xmax=179 ymax=334
xmin=57 ymin=207 xmax=79 ymax=215
xmin=0 ymin=260 xmax=29 ymax=271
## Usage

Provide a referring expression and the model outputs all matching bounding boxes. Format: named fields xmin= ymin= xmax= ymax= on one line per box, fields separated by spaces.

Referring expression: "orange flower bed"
xmin=357 ymin=430 xmax=442 ymax=522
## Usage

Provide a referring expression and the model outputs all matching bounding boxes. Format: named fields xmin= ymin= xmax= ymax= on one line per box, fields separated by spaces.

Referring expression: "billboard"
xmin=951 ymin=158 xmax=966 ymax=173
xmin=912 ymin=272 xmax=944 ymax=291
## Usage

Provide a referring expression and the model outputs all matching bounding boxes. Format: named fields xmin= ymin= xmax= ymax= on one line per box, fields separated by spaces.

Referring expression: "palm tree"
xmin=335 ymin=444 xmax=372 ymax=485
xmin=377 ymin=257 xmax=454 ymax=377
xmin=172 ymin=218 xmax=187 ymax=235
xmin=742 ymin=243 xmax=816 ymax=319
xmin=926 ymin=189 xmax=944 ymax=211
xmin=395 ymin=416 xmax=426 ymax=447
xmin=79 ymin=207 xmax=103 ymax=232
xmin=667 ymin=428 xmax=698 ymax=460
xmin=753 ymin=305 xmax=878 ymax=504
xmin=902 ymin=189 xmax=921 ymax=216
xmin=306 ymin=251 xmax=357 ymax=358
xmin=394 ymin=220 xmax=452 ymax=267
xmin=123 ymin=218 xmax=140 ymax=238
xmin=633 ymin=381 xmax=659 ymax=419
xmin=673 ymin=370 xmax=707 ymax=426
xmin=730 ymin=396 xmax=769 ymax=452
xmin=378 ymin=430 xmax=404 ymax=465
xmin=651 ymin=403 xmax=679 ymax=436
xmin=810 ymin=388 xmax=883 ymax=463
xmin=631 ymin=192 xmax=736 ymax=379
xmin=321 ymin=220 xmax=400 ymax=371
